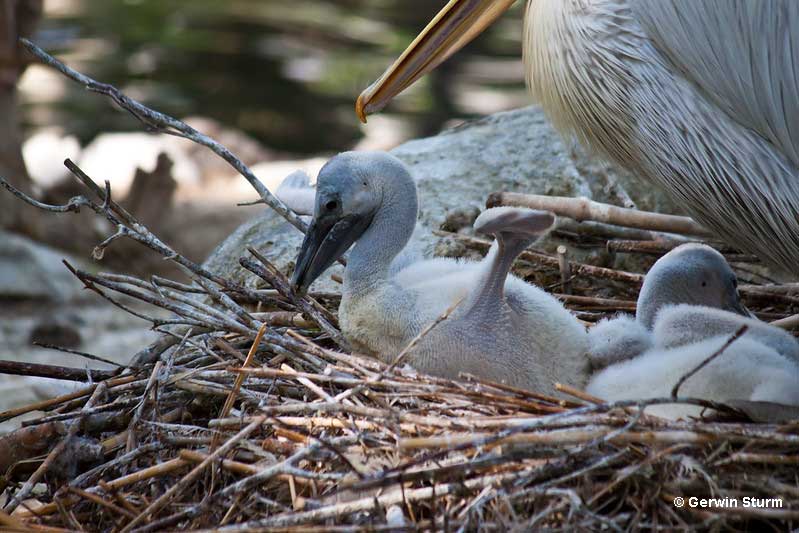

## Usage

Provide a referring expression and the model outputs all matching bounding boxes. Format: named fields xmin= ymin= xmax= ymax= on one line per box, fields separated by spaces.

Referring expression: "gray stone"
xmin=203 ymin=106 xmax=679 ymax=288
xmin=0 ymin=230 xmax=87 ymax=302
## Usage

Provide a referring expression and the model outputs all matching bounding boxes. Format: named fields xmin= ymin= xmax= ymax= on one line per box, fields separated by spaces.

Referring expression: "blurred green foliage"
xmin=29 ymin=0 xmax=524 ymax=154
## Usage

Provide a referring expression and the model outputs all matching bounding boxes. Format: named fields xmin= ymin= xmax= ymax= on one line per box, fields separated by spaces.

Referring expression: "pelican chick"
xmin=586 ymin=245 xmax=799 ymax=418
xmin=653 ymin=305 xmax=799 ymax=365
xmin=587 ymin=243 xmax=749 ymax=370
xmin=290 ymin=151 xmax=589 ymax=393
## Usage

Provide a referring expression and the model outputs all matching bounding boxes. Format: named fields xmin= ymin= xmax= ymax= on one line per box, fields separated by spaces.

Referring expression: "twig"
xmin=553 ymin=293 xmax=637 ymax=312
xmin=33 ymin=343 xmax=123 ymax=368
xmin=125 ymin=361 xmax=163 ymax=453
xmin=770 ymin=313 xmax=799 ymax=330
xmin=670 ymin=325 xmax=749 ymax=399
xmin=103 ymin=458 xmax=189 ymax=492
xmin=211 ymin=324 xmax=268 ymax=450
xmin=0 ymin=360 xmax=118 ymax=382
xmin=434 ymin=230 xmax=644 ymax=285
xmin=488 ymin=192 xmax=711 ymax=237
xmin=20 ymin=38 xmax=307 ymax=236
xmin=607 ymin=239 xmax=754 ymax=261
xmin=557 ymin=245 xmax=572 ymax=294
xmin=4 ymin=382 xmax=108 ymax=513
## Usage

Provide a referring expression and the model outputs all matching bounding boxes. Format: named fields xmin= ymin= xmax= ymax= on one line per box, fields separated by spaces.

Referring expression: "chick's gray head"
xmin=637 ymin=243 xmax=746 ymax=329
xmin=291 ymin=151 xmax=412 ymax=293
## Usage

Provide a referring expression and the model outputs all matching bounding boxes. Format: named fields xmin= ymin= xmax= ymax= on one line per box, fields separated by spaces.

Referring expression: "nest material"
xmin=1 ymin=228 xmax=798 ymax=531
xmin=1 ymin=39 xmax=798 ymax=532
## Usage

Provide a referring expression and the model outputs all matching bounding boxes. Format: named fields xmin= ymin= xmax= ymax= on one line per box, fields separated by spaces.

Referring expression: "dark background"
xmin=27 ymin=0 xmax=527 ymax=154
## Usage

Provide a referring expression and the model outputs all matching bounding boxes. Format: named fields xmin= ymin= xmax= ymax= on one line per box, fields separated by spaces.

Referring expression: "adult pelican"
xmin=357 ymin=1 xmax=799 ymax=277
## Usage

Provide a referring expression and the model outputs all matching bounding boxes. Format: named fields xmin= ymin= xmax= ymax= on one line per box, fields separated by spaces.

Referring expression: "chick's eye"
xmin=325 ymin=200 xmax=338 ymax=211
xmin=701 ymin=281 xmax=707 ymax=287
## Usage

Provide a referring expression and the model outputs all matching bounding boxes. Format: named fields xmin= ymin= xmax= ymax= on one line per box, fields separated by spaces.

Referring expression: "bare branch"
xmin=20 ymin=38 xmax=308 ymax=235
xmin=671 ymin=325 xmax=749 ymax=399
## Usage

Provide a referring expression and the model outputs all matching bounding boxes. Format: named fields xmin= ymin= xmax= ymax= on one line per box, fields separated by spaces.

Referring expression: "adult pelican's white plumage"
xmin=357 ymin=0 xmax=799 ymax=277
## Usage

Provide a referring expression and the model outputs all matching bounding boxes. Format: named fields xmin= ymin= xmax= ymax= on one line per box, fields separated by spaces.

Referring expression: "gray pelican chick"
xmin=290 ymin=151 xmax=589 ymax=393
xmin=586 ymin=335 xmax=799 ymax=419
xmin=587 ymin=243 xmax=749 ymax=370
xmin=653 ymin=305 xmax=799 ymax=365
xmin=586 ymin=244 xmax=799 ymax=418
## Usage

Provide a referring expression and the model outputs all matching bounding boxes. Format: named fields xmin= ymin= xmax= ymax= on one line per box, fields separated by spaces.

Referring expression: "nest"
xmin=1 ymin=39 xmax=799 ymax=532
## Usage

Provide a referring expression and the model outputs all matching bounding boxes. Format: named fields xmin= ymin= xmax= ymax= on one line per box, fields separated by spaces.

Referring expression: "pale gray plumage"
xmin=653 ymin=304 xmax=799 ymax=364
xmin=587 ymin=314 xmax=651 ymax=371
xmin=586 ymin=335 xmax=799 ymax=419
xmin=290 ymin=151 xmax=589 ymax=393
xmin=359 ymin=0 xmax=799 ymax=277
xmin=587 ymin=243 xmax=748 ymax=369
xmin=586 ymin=243 xmax=799 ymax=418
xmin=526 ymin=0 xmax=799 ymax=277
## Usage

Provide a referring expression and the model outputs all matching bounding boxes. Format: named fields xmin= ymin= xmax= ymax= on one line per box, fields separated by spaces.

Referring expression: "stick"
xmin=400 ymin=428 xmax=713 ymax=450
xmin=607 ymin=239 xmax=755 ymax=262
xmin=556 ymin=245 xmax=572 ymax=294
xmin=671 ymin=325 xmax=749 ymax=399
xmin=211 ymin=324 xmax=267 ymax=450
xmin=0 ymin=360 xmax=118 ymax=382
xmin=553 ymin=294 xmax=637 ymax=311
xmin=125 ymin=362 xmax=163 ymax=453
xmin=770 ymin=313 xmax=799 ymax=330
xmin=488 ymin=192 xmax=711 ymax=237
xmin=32 ymin=344 xmax=123 ymax=368
xmin=0 ymin=375 xmax=137 ymax=423
xmin=435 ymin=230 xmax=644 ymax=285
xmin=4 ymin=382 xmax=108 ymax=513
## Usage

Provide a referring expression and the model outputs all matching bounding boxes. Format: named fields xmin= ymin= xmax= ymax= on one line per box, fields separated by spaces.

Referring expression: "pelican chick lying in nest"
xmin=286 ymin=151 xmax=589 ymax=394
xmin=586 ymin=244 xmax=799 ymax=418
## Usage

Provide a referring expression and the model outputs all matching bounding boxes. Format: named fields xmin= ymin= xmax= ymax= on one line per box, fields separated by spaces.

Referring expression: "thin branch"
xmin=4 ymin=382 xmax=108 ymax=513
xmin=671 ymin=325 xmax=749 ymax=398
xmin=0 ymin=360 xmax=118 ymax=382
xmin=488 ymin=192 xmax=711 ymax=237
xmin=20 ymin=38 xmax=307 ymax=235
xmin=32 ymin=343 xmax=123 ymax=368
xmin=0 ymin=178 xmax=94 ymax=212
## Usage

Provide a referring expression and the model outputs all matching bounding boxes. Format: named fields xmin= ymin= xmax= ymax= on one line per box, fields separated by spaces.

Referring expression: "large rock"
xmin=203 ymin=106 xmax=679 ymax=288
xmin=0 ymin=231 xmax=88 ymax=302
